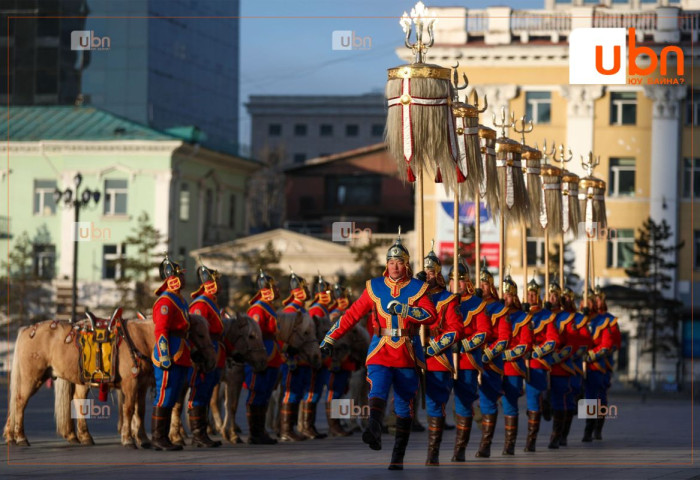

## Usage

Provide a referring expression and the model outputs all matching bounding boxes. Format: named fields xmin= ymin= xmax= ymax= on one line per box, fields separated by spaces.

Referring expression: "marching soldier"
xmin=421 ymin=249 xmax=462 ymax=466
xmin=594 ymin=285 xmax=621 ymax=441
xmin=246 ymin=269 xmax=283 ymax=444
xmin=474 ymin=268 xmax=512 ymax=458
xmin=499 ymin=275 xmax=533 ymax=456
xmin=151 ymin=254 xmax=191 ymax=451
xmin=449 ymin=259 xmax=493 ymax=462
xmin=187 ymin=264 xmax=225 ymax=448
xmin=559 ymin=287 xmax=593 ymax=446
xmin=278 ymin=268 xmax=311 ymax=442
xmin=582 ymin=289 xmax=613 ymax=442
xmin=300 ymin=274 xmax=335 ymax=440
xmin=523 ymin=279 xmax=559 ymax=452
xmin=319 ymin=233 xmax=438 ymax=470
xmin=546 ymin=281 xmax=576 ymax=449
xmin=325 ymin=282 xmax=356 ymax=437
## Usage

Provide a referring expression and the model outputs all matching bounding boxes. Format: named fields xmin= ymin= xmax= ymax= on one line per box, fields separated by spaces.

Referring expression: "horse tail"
xmin=5 ymin=327 xmax=26 ymax=442
xmin=54 ymin=378 xmax=75 ymax=439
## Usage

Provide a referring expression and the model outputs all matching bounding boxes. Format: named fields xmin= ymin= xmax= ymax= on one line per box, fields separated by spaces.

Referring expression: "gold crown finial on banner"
xmin=400 ymin=2 xmax=437 ymax=64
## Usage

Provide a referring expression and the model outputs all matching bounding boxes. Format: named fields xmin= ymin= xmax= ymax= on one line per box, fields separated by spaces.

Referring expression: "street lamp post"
xmin=54 ymin=173 xmax=101 ymax=323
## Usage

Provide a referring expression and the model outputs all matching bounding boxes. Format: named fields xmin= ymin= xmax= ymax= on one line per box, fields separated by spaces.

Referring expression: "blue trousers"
xmin=426 ymin=370 xmax=453 ymax=417
xmin=526 ymin=369 xmax=548 ymax=412
xmin=478 ymin=368 xmax=503 ymax=415
xmin=367 ymin=365 xmax=418 ymax=419
xmin=244 ymin=366 xmax=279 ymax=406
xmin=187 ymin=366 xmax=222 ymax=409
xmin=326 ymin=369 xmax=352 ymax=402
xmin=502 ymin=375 xmax=524 ymax=416
xmin=454 ymin=369 xmax=480 ymax=417
xmin=153 ymin=364 xmax=189 ymax=408
xmin=584 ymin=370 xmax=607 ymax=405
xmin=280 ymin=364 xmax=311 ymax=404
xmin=303 ymin=367 xmax=330 ymax=403
xmin=550 ymin=375 xmax=571 ymax=411
xmin=566 ymin=374 xmax=582 ymax=411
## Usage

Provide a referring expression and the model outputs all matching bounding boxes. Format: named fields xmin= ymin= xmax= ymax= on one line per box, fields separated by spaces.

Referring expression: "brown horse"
xmin=168 ymin=313 xmax=268 ymax=445
xmin=4 ymin=312 xmax=216 ymax=448
xmin=210 ymin=310 xmax=321 ymax=444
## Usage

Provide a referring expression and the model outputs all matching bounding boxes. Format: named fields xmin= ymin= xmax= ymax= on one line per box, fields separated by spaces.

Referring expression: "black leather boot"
xmin=279 ymin=402 xmax=306 ymax=442
xmin=362 ymin=397 xmax=386 ymax=451
xmin=560 ymin=410 xmax=575 ymax=446
xmin=548 ymin=410 xmax=565 ymax=449
xmin=388 ymin=416 xmax=412 ymax=470
xmin=475 ymin=413 xmax=497 ymax=458
xmin=151 ymin=406 xmax=183 ymax=451
xmin=582 ymin=418 xmax=595 ymax=442
xmin=189 ymin=406 xmax=221 ymax=447
xmin=425 ymin=416 xmax=444 ymax=466
xmin=451 ymin=414 xmax=473 ymax=462
xmin=246 ymin=404 xmax=277 ymax=445
xmin=523 ymin=410 xmax=541 ymax=452
xmin=594 ymin=416 xmax=605 ymax=440
xmin=299 ymin=402 xmax=327 ymax=439
xmin=502 ymin=415 xmax=518 ymax=455
xmin=326 ymin=402 xmax=352 ymax=437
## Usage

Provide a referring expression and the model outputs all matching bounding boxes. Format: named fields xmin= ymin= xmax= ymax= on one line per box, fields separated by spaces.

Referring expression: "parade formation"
xmin=3 ymin=1 xmax=627 ymax=473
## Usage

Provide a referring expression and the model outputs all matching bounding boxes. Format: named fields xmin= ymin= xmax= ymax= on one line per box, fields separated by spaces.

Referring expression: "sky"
xmin=238 ymin=0 xmax=544 ymax=149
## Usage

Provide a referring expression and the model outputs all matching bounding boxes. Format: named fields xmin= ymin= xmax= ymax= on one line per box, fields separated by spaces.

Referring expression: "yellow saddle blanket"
xmin=78 ymin=324 xmax=119 ymax=385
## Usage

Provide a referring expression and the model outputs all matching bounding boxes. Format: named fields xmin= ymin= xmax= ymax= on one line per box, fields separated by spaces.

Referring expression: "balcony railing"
xmin=511 ymin=10 xmax=572 ymax=33
xmin=679 ymin=11 xmax=700 ymax=33
xmin=592 ymin=11 xmax=657 ymax=31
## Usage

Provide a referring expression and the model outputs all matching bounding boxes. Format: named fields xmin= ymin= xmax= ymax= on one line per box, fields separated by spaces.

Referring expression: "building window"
xmin=228 ymin=194 xmax=236 ymax=229
xmin=346 ymin=124 xmax=359 ymax=137
xmin=103 ymin=179 xmax=128 ymax=215
xmin=525 ymin=92 xmax=551 ymax=124
xmin=609 ymin=158 xmax=636 ymax=197
xmin=610 ymin=92 xmax=637 ymax=125
xmin=294 ymin=124 xmax=307 ymax=136
xmin=371 ymin=124 xmax=384 ymax=137
xmin=320 ymin=124 xmax=333 ymax=137
xmin=180 ymin=183 xmax=190 ymax=221
xmin=606 ymin=229 xmax=634 ymax=268
xmin=34 ymin=244 xmax=55 ymax=279
xmin=685 ymin=91 xmax=699 ymax=126
xmin=695 ymin=231 xmax=700 ymax=269
xmin=325 ymin=175 xmax=381 ymax=208
xmin=268 ymin=124 xmax=281 ymax=136
xmin=293 ymin=153 xmax=307 ymax=164
xmin=103 ymin=244 xmax=126 ymax=280
xmin=33 ymin=180 xmax=57 ymax=215
xmin=526 ymin=229 xmax=545 ymax=266
xmin=682 ymin=158 xmax=700 ymax=199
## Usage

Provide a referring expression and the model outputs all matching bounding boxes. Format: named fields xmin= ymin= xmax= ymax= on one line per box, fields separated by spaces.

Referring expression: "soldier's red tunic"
xmin=152 ymin=291 xmax=191 ymax=367
xmin=189 ymin=294 xmax=226 ymax=368
xmin=456 ymin=294 xmax=493 ymax=371
xmin=528 ymin=306 xmax=560 ymax=371
xmin=248 ymin=300 xmax=284 ymax=368
xmin=483 ymin=300 xmax=513 ymax=375
xmin=503 ymin=309 xmax=533 ymax=377
xmin=426 ymin=291 xmax=463 ymax=372
xmin=587 ymin=313 xmax=614 ymax=373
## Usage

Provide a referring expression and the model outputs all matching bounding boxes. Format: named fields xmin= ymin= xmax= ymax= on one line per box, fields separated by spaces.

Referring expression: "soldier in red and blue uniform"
xmin=474 ymin=267 xmax=512 ymax=458
xmin=186 ymin=264 xmax=225 ymax=448
xmin=299 ymin=274 xmax=335 ymax=440
xmin=325 ymin=282 xmax=357 ymax=437
xmin=320 ymin=233 xmax=438 ymax=470
xmin=546 ymin=281 xmax=577 ymax=449
xmin=523 ymin=278 xmax=559 ymax=452
xmin=278 ymin=268 xmax=311 ymax=442
xmin=498 ymin=276 xmax=533 ymax=456
xmin=245 ymin=269 xmax=283 ymax=444
xmin=448 ymin=259 xmax=493 ymax=462
xmin=151 ymin=255 xmax=191 ymax=451
xmin=419 ymin=249 xmax=462 ymax=466
xmin=559 ymin=287 xmax=592 ymax=446
xmin=595 ymin=285 xmax=620 ymax=441
xmin=582 ymin=290 xmax=613 ymax=442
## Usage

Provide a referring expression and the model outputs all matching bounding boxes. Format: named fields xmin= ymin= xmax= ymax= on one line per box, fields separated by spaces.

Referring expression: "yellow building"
xmin=399 ymin=0 xmax=698 ymax=386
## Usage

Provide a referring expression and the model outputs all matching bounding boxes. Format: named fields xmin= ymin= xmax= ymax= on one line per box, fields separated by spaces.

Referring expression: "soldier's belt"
xmin=379 ymin=328 xmax=416 ymax=337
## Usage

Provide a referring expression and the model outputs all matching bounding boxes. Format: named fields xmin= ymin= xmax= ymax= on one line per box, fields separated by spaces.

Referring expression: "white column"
xmin=153 ymin=171 xmax=172 ymax=254
xmin=485 ymin=7 xmax=512 ymax=45
xmin=643 ymin=85 xmax=686 ymax=297
xmin=59 ymin=171 xmax=76 ymax=278
xmin=559 ymin=85 xmax=604 ymax=287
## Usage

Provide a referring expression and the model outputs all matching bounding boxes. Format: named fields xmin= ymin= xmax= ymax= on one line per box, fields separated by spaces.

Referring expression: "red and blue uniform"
xmin=526 ymin=306 xmax=559 ymax=412
xmin=479 ymin=299 xmax=512 ymax=415
xmin=502 ymin=309 xmax=533 ymax=416
xmin=152 ymin=290 xmax=191 ymax=408
xmin=584 ymin=312 xmax=614 ymax=405
xmin=549 ymin=309 xmax=577 ymax=412
xmin=566 ymin=311 xmax=593 ymax=411
xmin=187 ymin=294 xmax=224 ymax=409
xmin=600 ymin=310 xmax=621 ymax=402
xmin=246 ymin=299 xmax=282 ymax=406
xmin=304 ymin=301 xmax=334 ymax=404
xmin=424 ymin=289 xmax=462 ymax=418
xmin=321 ymin=275 xmax=437 ymax=418
xmin=325 ymin=300 xmax=358 ymax=405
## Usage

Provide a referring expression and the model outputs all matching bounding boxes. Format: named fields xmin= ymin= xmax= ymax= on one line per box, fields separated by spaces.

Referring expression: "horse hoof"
xmin=16 ymin=438 xmax=30 ymax=447
xmin=123 ymin=442 xmax=137 ymax=449
xmin=68 ymin=437 xmax=81 ymax=445
xmin=139 ymin=441 xmax=152 ymax=449
xmin=79 ymin=438 xmax=95 ymax=446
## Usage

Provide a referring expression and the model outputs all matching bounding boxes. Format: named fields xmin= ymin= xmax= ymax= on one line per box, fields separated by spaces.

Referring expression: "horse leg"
xmin=119 ymin=382 xmax=138 ymax=449
xmin=223 ymin=365 xmax=244 ymax=444
xmin=73 ymin=384 xmax=95 ymax=445
xmin=209 ymin=382 xmax=222 ymax=435
xmin=169 ymin=382 xmax=188 ymax=446
xmin=134 ymin=380 xmax=151 ymax=448
xmin=12 ymin=370 xmax=49 ymax=446
xmin=54 ymin=378 xmax=79 ymax=444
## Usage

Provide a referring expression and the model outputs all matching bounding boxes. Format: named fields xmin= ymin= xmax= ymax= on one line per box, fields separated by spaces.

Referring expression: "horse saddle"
xmin=77 ymin=312 xmax=120 ymax=385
